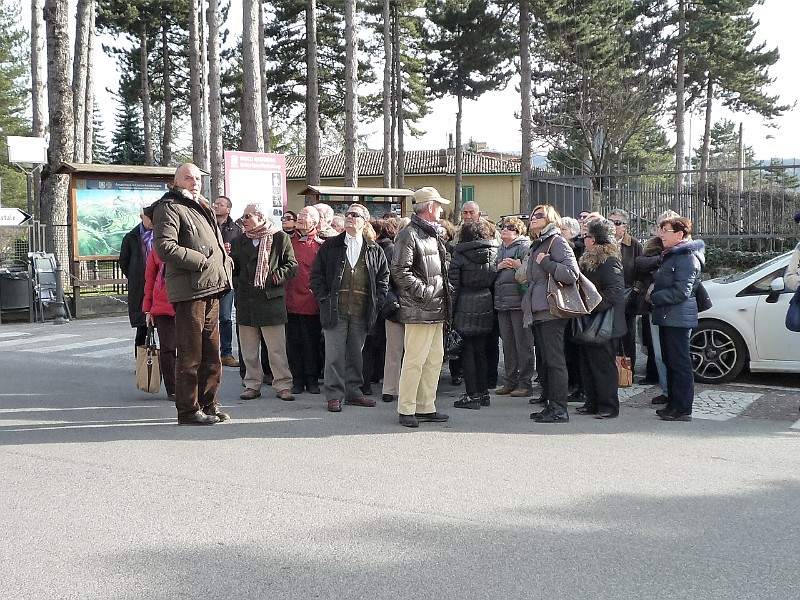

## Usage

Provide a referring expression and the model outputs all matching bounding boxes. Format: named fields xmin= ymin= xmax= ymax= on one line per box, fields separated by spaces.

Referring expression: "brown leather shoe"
xmin=651 ymin=394 xmax=669 ymax=405
xmin=327 ymin=399 xmax=342 ymax=412
xmin=203 ymin=405 xmax=230 ymax=422
xmin=494 ymin=384 xmax=515 ymax=395
xmin=221 ymin=355 xmax=240 ymax=368
xmin=178 ymin=410 xmax=218 ymax=425
xmin=345 ymin=396 xmax=377 ymax=407
xmin=240 ymin=388 xmax=261 ymax=400
xmin=276 ymin=389 xmax=295 ymax=401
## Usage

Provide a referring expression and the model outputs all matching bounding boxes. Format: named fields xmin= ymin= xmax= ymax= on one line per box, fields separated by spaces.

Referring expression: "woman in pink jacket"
xmin=142 ymin=250 xmax=177 ymax=400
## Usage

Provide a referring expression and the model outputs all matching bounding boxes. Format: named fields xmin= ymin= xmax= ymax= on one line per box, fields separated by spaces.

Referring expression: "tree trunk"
xmin=343 ymin=0 xmax=358 ymax=189
xmin=242 ymin=0 xmax=264 ymax=152
xmin=674 ymin=0 xmax=686 ymax=200
xmin=161 ymin=23 xmax=173 ymax=166
xmin=139 ymin=22 xmax=153 ymax=165
xmin=454 ymin=93 xmax=462 ymax=219
xmin=207 ymin=0 xmax=224 ymax=197
xmin=381 ymin=0 xmax=391 ymax=188
xmin=31 ymin=0 xmax=46 ymax=214
xmin=519 ymin=0 xmax=532 ymax=215
xmin=393 ymin=8 xmax=404 ymax=189
xmin=72 ymin=0 xmax=91 ymax=163
xmin=189 ymin=0 xmax=205 ymax=166
xmin=698 ymin=76 xmax=714 ymax=205
xmin=258 ymin=1 xmax=271 ymax=152
xmin=83 ymin=0 xmax=94 ymax=162
xmin=305 ymin=0 xmax=321 ymax=203
xmin=41 ymin=0 xmax=74 ymax=278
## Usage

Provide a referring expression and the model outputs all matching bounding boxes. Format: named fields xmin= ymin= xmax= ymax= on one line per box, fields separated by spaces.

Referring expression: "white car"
xmin=691 ymin=251 xmax=800 ymax=383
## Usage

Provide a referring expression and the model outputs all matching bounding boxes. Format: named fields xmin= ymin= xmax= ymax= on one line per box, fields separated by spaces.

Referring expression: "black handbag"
xmin=572 ymin=307 xmax=614 ymax=344
xmin=444 ymin=328 xmax=463 ymax=359
xmin=695 ymin=280 xmax=713 ymax=313
xmin=380 ymin=288 xmax=400 ymax=319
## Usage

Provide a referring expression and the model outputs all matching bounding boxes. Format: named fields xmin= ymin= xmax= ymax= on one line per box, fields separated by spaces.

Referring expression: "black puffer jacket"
xmin=579 ymin=243 xmax=627 ymax=339
xmin=449 ymin=239 xmax=498 ymax=336
xmin=494 ymin=236 xmax=530 ymax=311
xmin=391 ymin=214 xmax=451 ymax=324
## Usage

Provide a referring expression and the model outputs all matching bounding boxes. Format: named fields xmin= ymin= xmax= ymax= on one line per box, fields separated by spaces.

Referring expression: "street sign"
xmin=0 ymin=208 xmax=32 ymax=226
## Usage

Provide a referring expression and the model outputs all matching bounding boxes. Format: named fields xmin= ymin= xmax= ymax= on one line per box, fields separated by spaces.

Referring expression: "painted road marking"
xmin=0 ymin=333 xmax=77 ymax=348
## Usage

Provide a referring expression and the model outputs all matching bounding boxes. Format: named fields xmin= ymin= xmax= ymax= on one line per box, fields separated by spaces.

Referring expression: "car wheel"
xmin=690 ymin=320 xmax=748 ymax=384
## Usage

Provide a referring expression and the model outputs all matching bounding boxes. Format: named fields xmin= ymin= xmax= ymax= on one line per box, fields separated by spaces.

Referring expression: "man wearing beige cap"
xmin=390 ymin=187 xmax=452 ymax=427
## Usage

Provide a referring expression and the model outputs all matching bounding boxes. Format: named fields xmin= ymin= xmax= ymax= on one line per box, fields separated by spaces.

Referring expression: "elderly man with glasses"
xmin=310 ymin=203 xmax=389 ymax=413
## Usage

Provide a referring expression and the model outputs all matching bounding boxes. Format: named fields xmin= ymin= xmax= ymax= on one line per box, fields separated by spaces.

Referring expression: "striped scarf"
xmin=245 ymin=220 xmax=280 ymax=288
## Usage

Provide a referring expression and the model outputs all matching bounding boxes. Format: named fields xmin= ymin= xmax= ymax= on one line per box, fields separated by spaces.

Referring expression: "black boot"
xmin=454 ymin=393 xmax=480 ymax=410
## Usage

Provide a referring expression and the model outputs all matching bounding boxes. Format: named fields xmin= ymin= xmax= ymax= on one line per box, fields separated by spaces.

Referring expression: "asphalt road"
xmin=2 ymin=317 xmax=799 ymax=599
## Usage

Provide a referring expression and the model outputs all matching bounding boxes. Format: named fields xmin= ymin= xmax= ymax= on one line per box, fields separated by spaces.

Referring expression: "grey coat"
xmin=493 ymin=236 xmax=530 ymax=312
xmin=521 ymin=224 xmax=580 ymax=326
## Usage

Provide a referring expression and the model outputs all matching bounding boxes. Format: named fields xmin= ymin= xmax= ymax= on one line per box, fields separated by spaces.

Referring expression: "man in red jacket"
xmin=285 ymin=206 xmax=324 ymax=394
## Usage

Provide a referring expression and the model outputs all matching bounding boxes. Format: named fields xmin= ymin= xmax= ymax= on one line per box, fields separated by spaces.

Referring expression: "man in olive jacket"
xmin=148 ymin=163 xmax=233 ymax=426
xmin=310 ymin=203 xmax=389 ymax=413
xmin=232 ymin=202 xmax=298 ymax=402
xmin=391 ymin=187 xmax=452 ymax=428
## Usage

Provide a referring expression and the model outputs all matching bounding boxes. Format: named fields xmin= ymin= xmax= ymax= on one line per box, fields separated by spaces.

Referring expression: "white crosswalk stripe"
xmin=0 ymin=333 xmax=77 ymax=348
xmin=0 ymin=332 xmax=31 ymax=339
xmin=80 ymin=345 xmax=134 ymax=358
xmin=21 ymin=337 xmax=127 ymax=354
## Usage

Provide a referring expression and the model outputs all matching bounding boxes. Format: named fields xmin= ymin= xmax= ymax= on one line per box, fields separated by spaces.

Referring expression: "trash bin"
xmin=0 ymin=268 xmax=30 ymax=310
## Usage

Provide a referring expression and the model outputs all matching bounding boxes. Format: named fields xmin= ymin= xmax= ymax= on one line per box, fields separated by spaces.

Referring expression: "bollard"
xmin=51 ymin=260 xmax=69 ymax=325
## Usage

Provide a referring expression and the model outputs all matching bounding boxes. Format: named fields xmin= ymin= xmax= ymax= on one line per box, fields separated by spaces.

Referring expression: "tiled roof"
xmin=286 ymin=149 xmax=521 ymax=179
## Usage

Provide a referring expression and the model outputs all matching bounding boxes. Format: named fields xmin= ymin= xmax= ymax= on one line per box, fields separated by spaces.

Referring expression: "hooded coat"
xmin=579 ymin=242 xmax=627 ymax=338
xmin=651 ymin=239 xmax=706 ymax=328
xmin=449 ymin=238 xmax=498 ymax=336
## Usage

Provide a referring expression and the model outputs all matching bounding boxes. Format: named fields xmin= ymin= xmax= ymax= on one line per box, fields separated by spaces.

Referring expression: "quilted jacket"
xmin=493 ymin=236 xmax=530 ymax=312
xmin=651 ymin=239 xmax=705 ymax=328
xmin=449 ymin=238 xmax=498 ymax=336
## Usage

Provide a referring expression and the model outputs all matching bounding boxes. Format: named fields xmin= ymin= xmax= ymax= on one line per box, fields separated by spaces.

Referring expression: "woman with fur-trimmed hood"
xmin=575 ymin=218 xmax=627 ymax=419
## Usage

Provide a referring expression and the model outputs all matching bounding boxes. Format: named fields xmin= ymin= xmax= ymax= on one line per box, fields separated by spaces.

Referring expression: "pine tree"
xmin=91 ymin=102 xmax=112 ymax=164
xmin=109 ymin=100 xmax=146 ymax=165
xmin=0 ymin=0 xmax=30 ymax=209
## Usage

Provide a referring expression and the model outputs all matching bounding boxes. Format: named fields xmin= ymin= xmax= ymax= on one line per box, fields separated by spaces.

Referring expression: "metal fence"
xmin=532 ymin=163 xmax=800 ymax=253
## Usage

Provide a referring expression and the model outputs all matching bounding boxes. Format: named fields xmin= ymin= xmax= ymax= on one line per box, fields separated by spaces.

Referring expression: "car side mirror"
xmin=766 ymin=276 xmax=785 ymax=303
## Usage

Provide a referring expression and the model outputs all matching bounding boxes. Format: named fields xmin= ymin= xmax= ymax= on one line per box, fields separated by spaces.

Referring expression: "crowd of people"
xmin=123 ymin=162 xmax=706 ymax=426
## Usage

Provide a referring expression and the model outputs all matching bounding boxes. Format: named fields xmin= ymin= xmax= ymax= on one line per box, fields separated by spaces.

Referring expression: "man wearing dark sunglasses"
xmin=310 ymin=203 xmax=389 ymax=413
xmin=609 ymin=208 xmax=643 ymax=370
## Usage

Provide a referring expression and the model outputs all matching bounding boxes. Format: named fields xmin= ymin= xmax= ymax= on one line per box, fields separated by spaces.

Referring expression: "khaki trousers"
xmin=381 ymin=319 xmax=405 ymax=396
xmin=398 ymin=322 xmax=444 ymax=416
xmin=239 ymin=323 xmax=293 ymax=393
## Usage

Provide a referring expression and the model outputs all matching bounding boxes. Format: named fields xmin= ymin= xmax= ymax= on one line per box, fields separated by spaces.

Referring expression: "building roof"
xmin=298 ymin=185 xmax=415 ymax=198
xmin=286 ymin=150 xmax=521 ymax=179
xmin=56 ymin=163 xmax=208 ymax=176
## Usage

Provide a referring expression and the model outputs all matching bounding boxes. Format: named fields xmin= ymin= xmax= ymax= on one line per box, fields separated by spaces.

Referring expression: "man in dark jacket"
xmin=148 ymin=163 xmax=233 ymax=426
xmin=310 ymin=203 xmax=389 ymax=413
xmin=391 ymin=187 xmax=452 ymax=427
xmin=610 ymin=208 xmax=643 ymax=369
xmin=232 ymin=202 xmax=298 ymax=402
xmin=213 ymin=195 xmax=241 ymax=367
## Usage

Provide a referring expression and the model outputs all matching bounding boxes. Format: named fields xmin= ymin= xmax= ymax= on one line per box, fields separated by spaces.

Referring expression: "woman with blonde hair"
xmin=521 ymin=204 xmax=580 ymax=423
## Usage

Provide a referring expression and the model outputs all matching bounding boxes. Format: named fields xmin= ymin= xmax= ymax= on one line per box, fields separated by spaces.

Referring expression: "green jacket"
xmin=232 ymin=229 xmax=298 ymax=327
xmin=147 ymin=188 xmax=233 ymax=304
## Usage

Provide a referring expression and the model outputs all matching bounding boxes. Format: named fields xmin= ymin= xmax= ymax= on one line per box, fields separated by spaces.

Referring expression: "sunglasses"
xmin=611 ymin=220 xmax=626 ymax=226
xmin=344 ymin=211 xmax=365 ymax=219
xmin=501 ymin=224 xmax=518 ymax=231
xmin=242 ymin=213 xmax=255 ymax=220
xmin=578 ymin=214 xmax=590 ymax=220
xmin=531 ymin=212 xmax=546 ymax=220
xmin=281 ymin=216 xmax=295 ymax=222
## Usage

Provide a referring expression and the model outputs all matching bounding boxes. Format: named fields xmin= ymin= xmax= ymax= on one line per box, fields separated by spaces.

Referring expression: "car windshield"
xmin=720 ymin=252 xmax=791 ymax=283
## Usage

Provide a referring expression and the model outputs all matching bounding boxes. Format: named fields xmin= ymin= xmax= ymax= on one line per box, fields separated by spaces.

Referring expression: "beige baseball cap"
xmin=413 ymin=186 xmax=450 ymax=205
